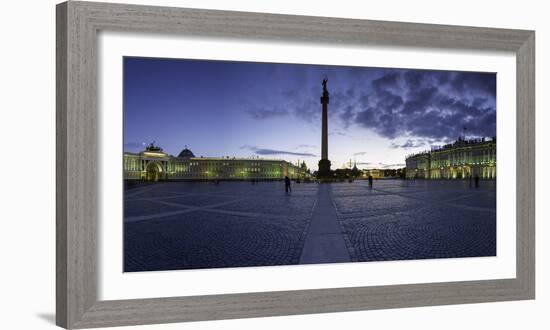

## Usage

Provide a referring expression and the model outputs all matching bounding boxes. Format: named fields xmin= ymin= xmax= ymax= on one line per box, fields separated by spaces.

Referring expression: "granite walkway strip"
xmin=299 ymin=184 xmax=351 ymax=264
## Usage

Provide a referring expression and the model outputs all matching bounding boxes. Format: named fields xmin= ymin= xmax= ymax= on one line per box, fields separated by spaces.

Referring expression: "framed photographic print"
xmin=56 ymin=1 xmax=535 ymax=328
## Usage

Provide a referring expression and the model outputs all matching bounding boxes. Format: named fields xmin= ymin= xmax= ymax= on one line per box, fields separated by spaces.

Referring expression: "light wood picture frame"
xmin=56 ymin=1 xmax=535 ymax=328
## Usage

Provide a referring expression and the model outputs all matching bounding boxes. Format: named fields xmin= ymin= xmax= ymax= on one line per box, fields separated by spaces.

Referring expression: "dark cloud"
xmin=354 ymin=69 xmax=496 ymax=141
xmin=294 ymin=97 xmax=319 ymax=122
xmin=372 ymin=72 xmax=401 ymax=92
xmin=450 ymin=72 xmax=496 ymax=98
xmin=353 ymin=151 xmax=368 ymax=156
xmin=402 ymin=87 xmax=437 ymax=113
xmin=241 ymin=145 xmax=317 ymax=157
xmin=390 ymin=139 xmax=426 ymax=149
xmin=245 ymin=68 xmax=495 ymax=143
xmin=339 ymin=105 xmax=355 ymax=128
xmin=292 ymin=85 xmax=325 ymax=122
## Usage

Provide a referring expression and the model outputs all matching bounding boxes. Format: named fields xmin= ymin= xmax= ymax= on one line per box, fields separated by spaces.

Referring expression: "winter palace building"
xmin=405 ymin=137 xmax=496 ymax=180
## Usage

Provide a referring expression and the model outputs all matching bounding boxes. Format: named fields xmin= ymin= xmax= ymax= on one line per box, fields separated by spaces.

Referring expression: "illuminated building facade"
xmin=360 ymin=168 xmax=405 ymax=179
xmin=362 ymin=169 xmax=382 ymax=179
xmin=124 ymin=143 xmax=310 ymax=182
xmin=406 ymin=137 xmax=496 ymax=179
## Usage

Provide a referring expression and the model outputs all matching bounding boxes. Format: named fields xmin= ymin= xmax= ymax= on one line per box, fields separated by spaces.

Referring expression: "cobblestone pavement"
xmin=124 ymin=179 xmax=496 ymax=272
xmin=331 ymin=180 xmax=496 ymax=262
xmin=124 ymin=181 xmax=318 ymax=271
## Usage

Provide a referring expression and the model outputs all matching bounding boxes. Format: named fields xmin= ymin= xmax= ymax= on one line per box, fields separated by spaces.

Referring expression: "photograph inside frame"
xmin=122 ymin=56 xmax=497 ymax=272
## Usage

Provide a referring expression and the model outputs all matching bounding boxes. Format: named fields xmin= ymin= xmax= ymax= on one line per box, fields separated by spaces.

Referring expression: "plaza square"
xmin=124 ymin=180 xmax=495 ymax=271
xmin=123 ymin=58 xmax=497 ymax=272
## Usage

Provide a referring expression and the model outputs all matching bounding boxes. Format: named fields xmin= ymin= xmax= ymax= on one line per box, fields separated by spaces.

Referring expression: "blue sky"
xmin=123 ymin=57 xmax=496 ymax=170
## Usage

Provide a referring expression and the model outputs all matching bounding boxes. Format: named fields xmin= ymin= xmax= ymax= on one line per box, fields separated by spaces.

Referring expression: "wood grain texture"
xmin=56 ymin=1 xmax=536 ymax=328
xmin=57 ymin=2 xmax=98 ymax=327
xmin=515 ymin=32 xmax=536 ymax=298
xmin=76 ymin=1 xmax=533 ymax=51
xmin=56 ymin=3 xmax=68 ymax=328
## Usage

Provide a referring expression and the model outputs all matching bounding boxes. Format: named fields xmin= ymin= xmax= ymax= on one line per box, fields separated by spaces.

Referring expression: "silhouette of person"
xmin=474 ymin=174 xmax=480 ymax=188
xmin=368 ymin=175 xmax=373 ymax=189
xmin=469 ymin=174 xmax=473 ymax=188
xmin=284 ymin=176 xmax=292 ymax=193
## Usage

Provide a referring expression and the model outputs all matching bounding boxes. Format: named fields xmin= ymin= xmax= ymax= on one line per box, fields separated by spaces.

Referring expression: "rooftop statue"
xmin=145 ymin=141 xmax=163 ymax=152
xmin=322 ymin=77 xmax=328 ymax=94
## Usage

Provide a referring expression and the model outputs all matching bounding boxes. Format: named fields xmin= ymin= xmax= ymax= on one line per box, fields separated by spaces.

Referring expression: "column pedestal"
xmin=317 ymin=159 xmax=332 ymax=178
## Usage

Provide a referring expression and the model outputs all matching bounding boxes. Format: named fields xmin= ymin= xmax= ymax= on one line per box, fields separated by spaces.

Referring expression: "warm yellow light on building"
xmin=143 ymin=152 xmax=165 ymax=157
xmin=405 ymin=137 xmax=496 ymax=180
xmin=124 ymin=145 xmax=311 ymax=182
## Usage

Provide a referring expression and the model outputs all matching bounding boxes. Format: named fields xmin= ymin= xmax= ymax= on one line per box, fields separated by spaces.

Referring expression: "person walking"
xmin=474 ymin=174 xmax=480 ymax=188
xmin=284 ymin=176 xmax=292 ymax=193
xmin=368 ymin=175 xmax=373 ymax=189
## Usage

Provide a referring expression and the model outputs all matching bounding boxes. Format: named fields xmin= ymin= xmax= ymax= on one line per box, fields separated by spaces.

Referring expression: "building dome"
xmin=178 ymin=147 xmax=195 ymax=158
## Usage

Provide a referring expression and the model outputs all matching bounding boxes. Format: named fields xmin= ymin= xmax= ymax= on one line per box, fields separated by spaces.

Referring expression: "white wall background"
xmin=0 ymin=0 xmax=548 ymax=329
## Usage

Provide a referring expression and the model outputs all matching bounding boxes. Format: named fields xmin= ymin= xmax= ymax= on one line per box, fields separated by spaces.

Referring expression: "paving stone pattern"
xmin=124 ymin=180 xmax=496 ymax=272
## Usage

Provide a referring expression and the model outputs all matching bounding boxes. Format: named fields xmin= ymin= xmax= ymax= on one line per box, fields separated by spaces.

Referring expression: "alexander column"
xmin=318 ymin=77 xmax=332 ymax=178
